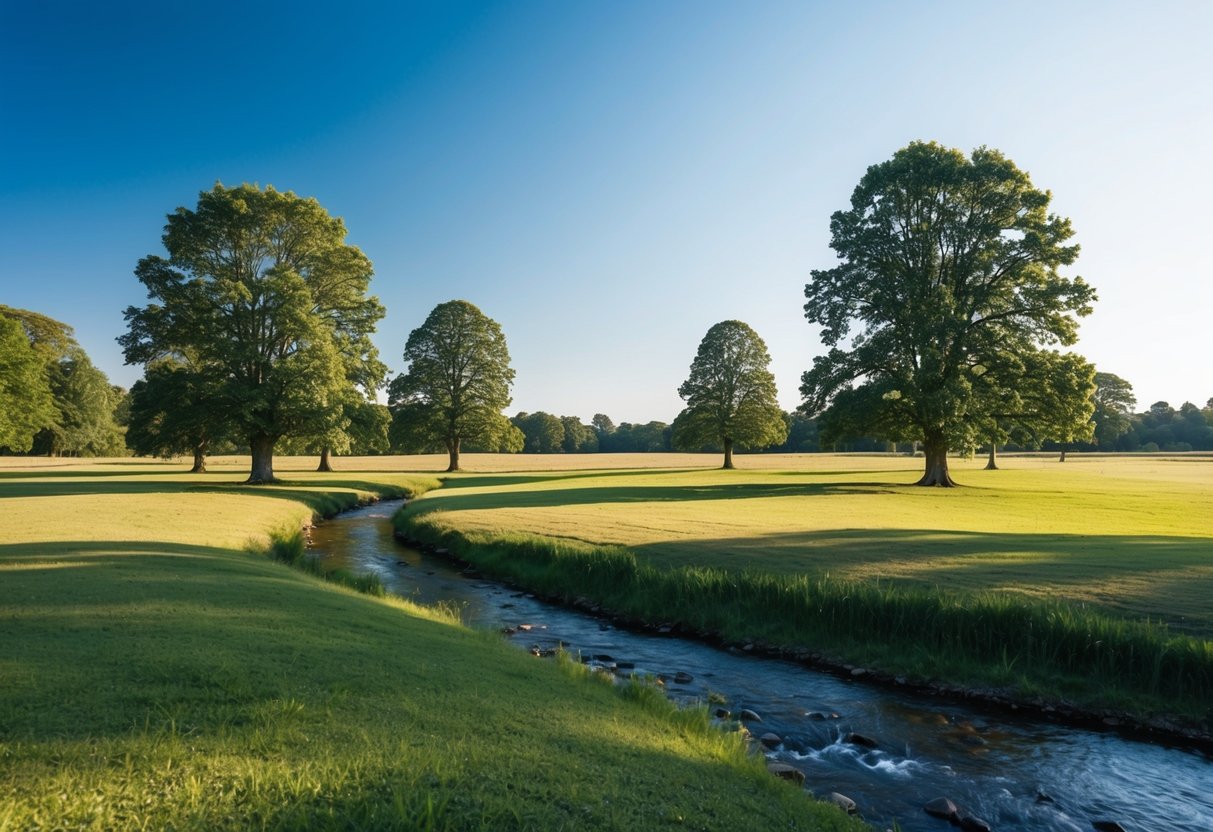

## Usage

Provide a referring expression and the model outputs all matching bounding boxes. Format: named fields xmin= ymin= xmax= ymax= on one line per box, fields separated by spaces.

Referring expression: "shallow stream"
xmin=309 ymin=500 xmax=1213 ymax=832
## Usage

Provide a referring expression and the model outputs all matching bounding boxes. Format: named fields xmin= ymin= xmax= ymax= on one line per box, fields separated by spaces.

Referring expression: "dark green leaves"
xmin=673 ymin=320 xmax=786 ymax=456
xmin=388 ymin=300 xmax=515 ymax=467
xmin=802 ymin=142 xmax=1098 ymax=478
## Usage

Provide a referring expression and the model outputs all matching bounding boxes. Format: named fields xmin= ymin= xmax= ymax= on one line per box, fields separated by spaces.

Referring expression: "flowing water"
xmin=310 ymin=501 xmax=1213 ymax=832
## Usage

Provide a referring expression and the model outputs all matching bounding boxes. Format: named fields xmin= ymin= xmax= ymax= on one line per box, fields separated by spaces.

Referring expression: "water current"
xmin=309 ymin=500 xmax=1213 ymax=832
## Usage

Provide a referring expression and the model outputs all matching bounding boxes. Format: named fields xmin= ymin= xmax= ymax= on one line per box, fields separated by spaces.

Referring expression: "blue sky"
xmin=2 ymin=0 xmax=1210 ymax=423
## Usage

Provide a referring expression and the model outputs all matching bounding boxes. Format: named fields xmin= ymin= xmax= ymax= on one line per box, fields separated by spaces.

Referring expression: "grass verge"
xmin=0 ymin=459 xmax=861 ymax=830
xmin=394 ymin=460 xmax=1213 ymax=731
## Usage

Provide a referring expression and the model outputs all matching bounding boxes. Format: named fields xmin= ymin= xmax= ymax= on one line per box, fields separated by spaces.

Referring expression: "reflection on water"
xmin=311 ymin=501 xmax=1213 ymax=832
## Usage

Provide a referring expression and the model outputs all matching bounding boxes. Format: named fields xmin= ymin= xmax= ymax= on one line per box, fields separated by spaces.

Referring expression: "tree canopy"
xmin=388 ymin=300 xmax=514 ymax=472
xmin=802 ymin=141 xmax=1097 ymax=485
xmin=1 ymin=305 xmax=123 ymax=457
xmin=120 ymin=183 xmax=383 ymax=482
xmin=126 ymin=361 xmax=228 ymax=472
xmin=0 ymin=315 xmax=55 ymax=452
xmin=1091 ymin=372 xmax=1137 ymax=449
xmin=672 ymin=320 xmax=786 ymax=468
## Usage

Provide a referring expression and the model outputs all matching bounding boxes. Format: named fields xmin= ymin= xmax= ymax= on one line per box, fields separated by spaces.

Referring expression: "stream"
xmin=309 ymin=500 xmax=1213 ymax=832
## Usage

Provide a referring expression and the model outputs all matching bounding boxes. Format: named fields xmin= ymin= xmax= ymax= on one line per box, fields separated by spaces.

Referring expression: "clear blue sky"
xmin=2 ymin=0 xmax=1210 ymax=423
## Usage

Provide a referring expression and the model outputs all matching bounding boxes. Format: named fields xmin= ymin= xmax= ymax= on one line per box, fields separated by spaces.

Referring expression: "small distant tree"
xmin=802 ymin=141 xmax=1096 ymax=485
xmin=591 ymin=413 xmax=616 ymax=451
xmin=560 ymin=416 xmax=598 ymax=453
xmin=672 ymin=320 xmax=787 ymax=468
xmin=512 ymin=411 xmax=565 ymax=453
xmin=1091 ymin=372 xmax=1137 ymax=449
xmin=0 ymin=315 xmax=55 ymax=452
xmin=126 ymin=361 xmax=228 ymax=472
xmin=388 ymin=300 xmax=514 ymax=472
xmin=970 ymin=348 xmax=1095 ymax=466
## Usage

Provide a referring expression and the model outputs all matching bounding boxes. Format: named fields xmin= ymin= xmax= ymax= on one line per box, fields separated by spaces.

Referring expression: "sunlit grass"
xmin=396 ymin=455 xmax=1213 ymax=722
xmin=0 ymin=458 xmax=859 ymax=830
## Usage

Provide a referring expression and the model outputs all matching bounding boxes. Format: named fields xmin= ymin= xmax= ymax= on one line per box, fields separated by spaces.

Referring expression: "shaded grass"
xmin=0 ymin=460 xmax=860 ymax=831
xmin=395 ymin=458 xmax=1213 ymax=724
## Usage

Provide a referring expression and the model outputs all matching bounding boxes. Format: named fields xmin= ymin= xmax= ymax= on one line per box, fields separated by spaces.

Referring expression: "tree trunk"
xmin=722 ymin=437 xmax=734 ymax=469
xmin=1058 ymin=445 xmax=1067 ymax=462
xmin=984 ymin=443 xmax=998 ymax=470
xmin=317 ymin=446 xmax=333 ymax=472
xmin=247 ymin=434 xmax=277 ymax=484
xmin=916 ymin=431 xmax=957 ymax=486
xmin=189 ymin=443 xmax=207 ymax=474
xmin=446 ymin=437 xmax=461 ymax=473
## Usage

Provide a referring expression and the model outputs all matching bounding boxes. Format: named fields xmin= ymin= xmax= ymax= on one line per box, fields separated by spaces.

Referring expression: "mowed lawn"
xmin=0 ymin=458 xmax=859 ymax=831
xmin=406 ymin=455 xmax=1213 ymax=637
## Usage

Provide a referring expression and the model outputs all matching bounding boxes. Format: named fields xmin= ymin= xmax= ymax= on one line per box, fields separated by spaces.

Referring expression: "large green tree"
xmin=802 ymin=141 xmax=1096 ymax=486
xmin=672 ymin=320 xmax=787 ymax=469
xmin=120 ymin=183 xmax=384 ymax=483
xmin=0 ymin=315 xmax=55 ymax=452
xmin=388 ymin=300 xmax=514 ymax=472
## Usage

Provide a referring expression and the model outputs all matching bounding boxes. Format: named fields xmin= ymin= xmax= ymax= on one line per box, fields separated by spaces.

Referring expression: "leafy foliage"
xmin=802 ymin=142 xmax=1096 ymax=484
xmin=1091 ymin=372 xmax=1137 ymax=448
xmin=0 ymin=315 xmax=55 ymax=452
xmin=126 ymin=361 xmax=229 ymax=471
xmin=388 ymin=300 xmax=514 ymax=471
xmin=511 ymin=411 xmax=565 ymax=453
xmin=120 ymin=183 xmax=383 ymax=482
xmin=672 ymin=321 xmax=786 ymax=467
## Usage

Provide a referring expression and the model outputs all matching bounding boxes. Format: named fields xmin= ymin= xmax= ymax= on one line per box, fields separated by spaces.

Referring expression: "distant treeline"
xmin=478 ymin=400 xmax=1213 ymax=457
xmin=501 ymin=411 xmax=821 ymax=454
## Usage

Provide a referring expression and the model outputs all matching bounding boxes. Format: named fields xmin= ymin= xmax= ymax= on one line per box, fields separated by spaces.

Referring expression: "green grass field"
xmin=396 ymin=454 xmax=1213 ymax=722
xmin=0 ymin=458 xmax=860 ymax=831
xmin=402 ymin=454 xmax=1213 ymax=634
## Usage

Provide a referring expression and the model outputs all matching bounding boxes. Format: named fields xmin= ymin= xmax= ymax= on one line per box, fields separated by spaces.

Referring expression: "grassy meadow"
xmin=0 ymin=457 xmax=861 ymax=831
xmin=395 ymin=453 xmax=1213 ymax=723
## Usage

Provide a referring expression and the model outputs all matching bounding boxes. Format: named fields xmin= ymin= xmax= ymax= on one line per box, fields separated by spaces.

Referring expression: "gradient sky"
xmin=2 ymin=0 xmax=1210 ymax=423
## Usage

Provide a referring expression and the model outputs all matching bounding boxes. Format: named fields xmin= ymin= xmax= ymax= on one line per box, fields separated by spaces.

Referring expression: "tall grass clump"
xmin=264 ymin=527 xmax=385 ymax=597
xmin=396 ymin=509 xmax=1213 ymax=722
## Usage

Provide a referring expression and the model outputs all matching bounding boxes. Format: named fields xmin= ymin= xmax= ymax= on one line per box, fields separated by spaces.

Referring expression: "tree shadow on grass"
xmin=0 ymin=473 xmax=412 ymax=505
xmin=408 ymin=479 xmax=903 ymax=516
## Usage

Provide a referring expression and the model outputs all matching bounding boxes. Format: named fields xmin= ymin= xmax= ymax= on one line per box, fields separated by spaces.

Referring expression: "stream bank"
xmin=312 ymin=500 xmax=1213 ymax=832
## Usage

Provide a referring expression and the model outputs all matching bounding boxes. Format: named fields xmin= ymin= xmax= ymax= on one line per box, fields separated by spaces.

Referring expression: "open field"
xmin=394 ymin=454 xmax=1213 ymax=722
xmin=0 ymin=459 xmax=859 ymax=830
xmin=404 ymin=455 xmax=1213 ymax=636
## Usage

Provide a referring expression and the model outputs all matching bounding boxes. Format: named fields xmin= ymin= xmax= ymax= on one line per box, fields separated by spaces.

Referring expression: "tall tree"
xmin=388 ymin=300 xmax=514 ymax=472
xmin=0 ymin=315 xmax=55 ymax=452
xmin=672 ymin=320 xmax=787 ymax=468
xmin=120 ymin=183 xmax=383 ymax=483
xmin=1091 ymin=372 xmax=1137 ymax=449
xmin=802 ymin=141 xmax=1096 ymax=485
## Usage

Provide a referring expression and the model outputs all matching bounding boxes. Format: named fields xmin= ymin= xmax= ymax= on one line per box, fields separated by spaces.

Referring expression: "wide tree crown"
xmin=801 ymin=142 xmax=1097 ymax=483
